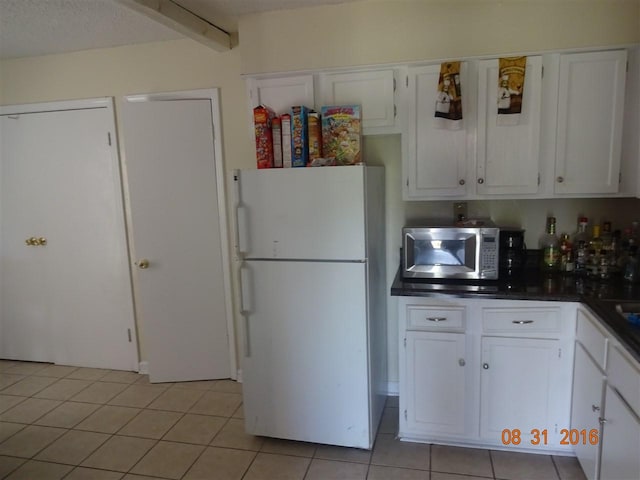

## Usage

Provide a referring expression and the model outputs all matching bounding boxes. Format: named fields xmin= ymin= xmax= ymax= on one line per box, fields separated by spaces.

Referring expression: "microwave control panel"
xmin=480 ymin=232 xmax=499 ymax=275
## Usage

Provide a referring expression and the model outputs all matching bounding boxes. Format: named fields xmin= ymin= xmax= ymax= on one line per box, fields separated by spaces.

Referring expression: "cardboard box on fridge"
xmin=321 ymin=105 xmax=362 ymax=166
xmin=308 ymin=111 xmax=322 ymax=163
xmin=281 ymin=114 xmax=292 ymax=168
xmin=272 ymin=116 xmax=283 ymax=168
xmin=290 ymin=106 xmax=309 ymax=167
xmin=253 ymin=105 xmax=275 ymax=169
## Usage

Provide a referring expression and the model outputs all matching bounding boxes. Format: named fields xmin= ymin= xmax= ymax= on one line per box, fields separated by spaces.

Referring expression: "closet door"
xmin=0 ymin=100 xmax=138 ymax=370
xmin=0 ymin=114 xmax=53 ymax=362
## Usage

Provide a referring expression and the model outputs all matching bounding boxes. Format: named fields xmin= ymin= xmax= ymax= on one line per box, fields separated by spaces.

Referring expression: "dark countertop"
xmin=391 ymin=267 xmax=640 ymax=363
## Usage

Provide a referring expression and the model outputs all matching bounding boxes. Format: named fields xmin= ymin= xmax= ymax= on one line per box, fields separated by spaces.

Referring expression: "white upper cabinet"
xmin=318 ymin=69 xmax=399 ymax=134
xmin=553 ymin=50 xmax=627 ymax=194
xmin=404 ymin=63 xmax=470 ymax=199
xmin=246 ymin=74 xmax=315 ymax=115
xmin=476 ymin=56 xmax=542 ymax=195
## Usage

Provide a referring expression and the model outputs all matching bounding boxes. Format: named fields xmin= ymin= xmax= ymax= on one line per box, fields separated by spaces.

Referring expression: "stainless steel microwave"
xmin=403 ymin=222 xmax=499 ymax=280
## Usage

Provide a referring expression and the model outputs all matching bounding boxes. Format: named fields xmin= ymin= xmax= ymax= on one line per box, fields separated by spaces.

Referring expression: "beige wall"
xmin=239 ymin=0 xmax=640 ymax=74
xmin=1 ymin=0 xmax=639 ymax=387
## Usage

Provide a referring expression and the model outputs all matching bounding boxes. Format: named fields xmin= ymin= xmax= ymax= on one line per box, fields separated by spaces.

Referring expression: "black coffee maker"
xmin=499 ymin=229 xmax=527 ymax=276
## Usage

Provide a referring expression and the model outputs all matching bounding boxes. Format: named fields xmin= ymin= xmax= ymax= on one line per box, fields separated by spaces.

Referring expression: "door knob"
xmin=136 ymin=259 xmax=150 ymax=269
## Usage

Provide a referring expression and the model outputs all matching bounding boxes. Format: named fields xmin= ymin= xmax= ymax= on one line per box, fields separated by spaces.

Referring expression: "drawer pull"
xmin=512 ymin=320 xmax=534 ymax=325
xmin=459 ymin=358 xmax=466 ymax=367
xmin=427 ymin=317 xmax=447 ymax=322
xmin=483 ymin=363 xmax=489 ymax=369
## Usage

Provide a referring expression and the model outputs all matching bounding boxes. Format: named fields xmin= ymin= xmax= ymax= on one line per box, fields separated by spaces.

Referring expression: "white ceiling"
xmin=0 ymin=0 xmax=360 ymax=60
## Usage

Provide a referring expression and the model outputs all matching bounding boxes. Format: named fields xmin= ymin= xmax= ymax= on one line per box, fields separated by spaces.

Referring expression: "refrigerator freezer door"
xmin=236 ymin=166 xmax=367 ymax=260
xmin=241 ymin=260 xmax=371 ymax=448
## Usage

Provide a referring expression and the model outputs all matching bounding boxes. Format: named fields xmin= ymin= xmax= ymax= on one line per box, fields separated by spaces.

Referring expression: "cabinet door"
xmin=600 ymin=386 xmax=640 ymax=480
xmin=247 ymin=75 xmax=315 ymax=115
xmin=554 ymin=50 xmax=627 ymax=194
xmin=405 ymin=331 xmax=468 ymax=435
xmin=476 ymin=56 xmax=542 ymax=195
xmin=318 ymin=70 xmax=397 ymax=134
xmin=571 ymin=344 xmax=605 ymax=480
xmin=404 ymin=64 xmax=469 ymax=199
xmin=480 ymin=337 xmax=566 ymax=446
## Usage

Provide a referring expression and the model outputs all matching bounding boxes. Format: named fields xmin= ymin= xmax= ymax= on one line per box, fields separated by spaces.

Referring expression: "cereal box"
xmin=308 ymin=111 xmax=322 ymax=163
xmin=291 ymin=106 xmax=309 ymax=167
xmin=272 ymin=116 xmax=283 ymax=168
xmin=253 ymin=105 xmax=275 ymax=169
xmin=281 ymin=114 xmax=292 ymax=168
xmin=321 ymin=105 xmax=362 ymax=166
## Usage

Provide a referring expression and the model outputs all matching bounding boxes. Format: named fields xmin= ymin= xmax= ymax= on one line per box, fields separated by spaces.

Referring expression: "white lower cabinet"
xmin=599 ymin=385 xmax=640 ymax=480
xmin=480 ymin=336 xmax=565 ymax=447
xmin=405 ymin=331 xmax=468 ymax=436
xmin=572 ymin=307 xmax=640 ymax=480
xmin=570 ymin=344 xmax=605 ymax=480
xmin=399 ymin=297 xmax=576 ymax=453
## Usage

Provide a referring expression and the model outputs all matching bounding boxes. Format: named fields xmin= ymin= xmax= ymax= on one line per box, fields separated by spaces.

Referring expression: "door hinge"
xmin=541 ymin=65 xmax=544 ymax=78
xmin=393 ymin=77 xmax=396 ymax=92
xmin=537 ymin=173 xmax=541 ymax=186
xmin=403 ymin=337 xmax=407 ymax=348
xmin=619 ymin=171 xmax=622 ymax=184
xmin=626 ymin=60 xmax=629 ymax=72
xmin=406 ymin=177 xmax=409 ymax=187
xmin=406 ymin=76 xmax=409 ymax=88
xmin=394 ymin=104 xmax=397 ymax=118
xmin=127 ymin=328 xmax=132 ymax=343
xmin=404 ymin=409 xmax=408 ymax=420
xmin=107 ymin=132 xmax=112 ymax=146
xmin=558 ymin=348 xmax=562 ymax=359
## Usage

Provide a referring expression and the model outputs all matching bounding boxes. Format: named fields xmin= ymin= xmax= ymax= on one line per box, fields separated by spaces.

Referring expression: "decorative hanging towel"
xmin=497 ymin=56 xmax=527 ymax=126
xmin=434 ymin=61 xmax=463 ymax=130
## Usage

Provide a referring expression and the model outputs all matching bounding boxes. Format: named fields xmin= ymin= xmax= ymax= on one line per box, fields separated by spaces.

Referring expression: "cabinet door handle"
xmin=459 ymin=179 xmax=465 ymax=186
xmin=557 ymin=176 xmax=564 ymax=183
xmin=483 ymin=363 xmax=489 ymax=369
xmin=477 ymin=178 xmax=484 ymax=184
xmin=592 ymin=405 xmax=600 ymax=412
xmin=459 ymin=358 xmax=466 ymax=367
xmin=427 ymin=317 xmax=447 ymax=322
xmin=512 ymin=320 xmax=534 ymax=325
xmin=598 ymin=417 xmax=607 ymax=425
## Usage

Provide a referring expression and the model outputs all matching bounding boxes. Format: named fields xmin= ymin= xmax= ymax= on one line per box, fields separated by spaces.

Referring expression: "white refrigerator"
xmin=234 ymin=165 xmax=386 ymax=449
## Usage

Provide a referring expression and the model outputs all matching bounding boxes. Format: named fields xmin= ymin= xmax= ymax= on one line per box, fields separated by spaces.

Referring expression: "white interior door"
xmin=1 ymin=114 xmax=52 ymax=362
xmin=122 ymin=92 xmax=233 ymax=383
xmin=0 ymin=100 xmax=138 ymax=370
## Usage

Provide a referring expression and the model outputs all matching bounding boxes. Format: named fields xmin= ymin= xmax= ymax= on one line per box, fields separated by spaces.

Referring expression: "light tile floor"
xmin=0 ymin=360 xmax=587 ymax=480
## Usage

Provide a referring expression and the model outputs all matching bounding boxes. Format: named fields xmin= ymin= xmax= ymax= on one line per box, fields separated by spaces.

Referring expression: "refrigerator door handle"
xmin=233 ymin=169 xmax=249 ymax=255
xmin=236 ymin=205 xmax=249 ymax=254
xmin=239 ymin=264 xmax=252 ymax=357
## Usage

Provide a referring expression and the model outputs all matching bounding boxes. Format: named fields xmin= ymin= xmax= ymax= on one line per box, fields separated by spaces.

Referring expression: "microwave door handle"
xmin=404 ymin=234 xmax=415 ymax=271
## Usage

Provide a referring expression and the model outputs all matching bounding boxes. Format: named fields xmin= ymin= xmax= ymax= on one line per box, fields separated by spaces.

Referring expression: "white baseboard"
xmin=138 ymin=361 xmax=149 ymax=375
xmin=386 ymin=381 xmax=399 ymax=396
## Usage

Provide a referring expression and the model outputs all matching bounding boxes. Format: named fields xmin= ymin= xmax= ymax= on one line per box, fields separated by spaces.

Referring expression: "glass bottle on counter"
xmin=587 ymin=225 xmax=603 ymax=278
xmin=540 ymin=216 xmax=560 ymax=273
xmin=560 ymin=233 xmax=574 ymax=274
xmin=573 ymin=217 xmax=589 ymax=275
xmin=623 ymin=245 xmax=639 ymax=283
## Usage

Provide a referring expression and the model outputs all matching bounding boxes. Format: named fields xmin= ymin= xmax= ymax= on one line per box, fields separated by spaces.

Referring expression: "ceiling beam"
xmin=115 ymin=0 xmax=231 ymax=52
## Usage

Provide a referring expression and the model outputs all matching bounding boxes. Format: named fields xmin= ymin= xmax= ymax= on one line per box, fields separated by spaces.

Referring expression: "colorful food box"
xmin=308 ymin=111 xmax=322 ymax=163
xmin=291 ymin=106 xmax=309 ymax=167
xmin=281 ymin=114 xmax=292 ymax=168
xmin=321 ymin=105 xmax=362 ymax=166
xmin=272 ymin=116 xmax=283 ymax=168
xmin=253 ymin=105 xmax=275 ymax=169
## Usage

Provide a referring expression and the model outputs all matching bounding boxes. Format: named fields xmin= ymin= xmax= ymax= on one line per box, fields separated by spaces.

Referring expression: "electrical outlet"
xmin=453 ymin=202 xmax=467 ymax=222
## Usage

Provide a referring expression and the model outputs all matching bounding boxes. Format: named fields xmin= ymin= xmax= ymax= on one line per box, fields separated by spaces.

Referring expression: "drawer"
xmin=482 ymin=307 xmax=561 ymax=334
xmin=607 ymin=346 xmax=640 ymax=416
xmin=576 ymin=308 xmax=608 ymax=370
xmin=407 ymin=305 xmax=465 ymax=331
